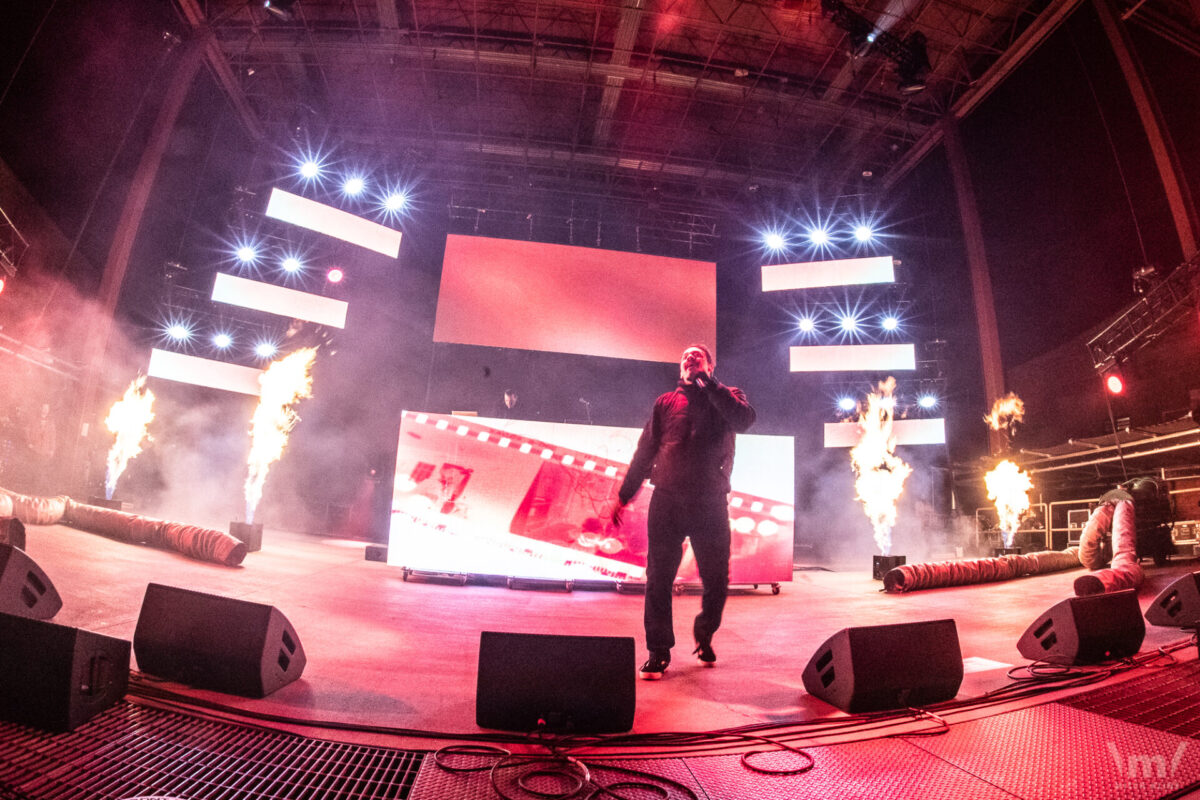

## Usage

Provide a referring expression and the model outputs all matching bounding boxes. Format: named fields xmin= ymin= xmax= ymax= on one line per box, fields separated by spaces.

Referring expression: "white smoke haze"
xmin=0 ymin=271 xmax=148 ymax=497
xmin=120 ymin=384 xmax=355 ymax=536
xmin=795 ymin=447 xmax=961 ymax=568
xmin=134 ymin=390 xmax=254 ymax=530
xmin=15 ymin=277 xmax=338 ymax=533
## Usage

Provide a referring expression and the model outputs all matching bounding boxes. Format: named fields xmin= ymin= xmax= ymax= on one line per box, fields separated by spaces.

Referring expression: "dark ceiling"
xmin=171 ymin=0 xmax=1200 ymax=210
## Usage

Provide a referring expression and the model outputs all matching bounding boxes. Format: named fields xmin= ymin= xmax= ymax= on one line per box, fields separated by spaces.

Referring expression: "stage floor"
xmin=20 ymin=520 xmax=1199 ymax=743
xmin=11 ymin=521 xmax=1200 ymax=798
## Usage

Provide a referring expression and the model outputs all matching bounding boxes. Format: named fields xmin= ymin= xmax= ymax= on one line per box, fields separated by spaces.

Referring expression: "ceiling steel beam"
xmin=175 ymin=0 xmax=266 ymax=140
xmin=214 ymin=33 xmax=937 ymax=135
xmin=593 ymin=0 xmax=645 ymax=147
xmin=883 ymin=0 xmax=1085 ymax=188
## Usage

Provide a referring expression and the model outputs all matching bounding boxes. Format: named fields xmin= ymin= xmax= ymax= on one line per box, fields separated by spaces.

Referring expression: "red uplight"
xmin=0 ymin=277 xmax=5 ymax=295
xmin=326 ymin=267 xmax=345 ymax=284
xmin=1105 ymin=373 xmax=1124 ymax=395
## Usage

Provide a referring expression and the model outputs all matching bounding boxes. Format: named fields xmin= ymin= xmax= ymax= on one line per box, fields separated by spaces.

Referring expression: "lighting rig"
xmin=820 ymin=0 xmax=931 ymax=94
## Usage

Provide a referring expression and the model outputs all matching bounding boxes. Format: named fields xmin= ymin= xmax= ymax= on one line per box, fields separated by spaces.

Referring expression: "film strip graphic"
xmin=404 ymin=411 xmax=794 ymax=537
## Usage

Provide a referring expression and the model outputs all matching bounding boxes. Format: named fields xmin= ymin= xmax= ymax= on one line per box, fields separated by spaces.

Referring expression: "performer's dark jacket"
xmin=618 ymin=377 xmax=756 ymax=506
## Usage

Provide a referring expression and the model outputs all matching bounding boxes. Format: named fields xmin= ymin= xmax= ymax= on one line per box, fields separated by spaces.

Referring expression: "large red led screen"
xmin=388 ymin=412 xmax=794 ymax=584
xmin=432 ymin=235 xmax=717 ymax=364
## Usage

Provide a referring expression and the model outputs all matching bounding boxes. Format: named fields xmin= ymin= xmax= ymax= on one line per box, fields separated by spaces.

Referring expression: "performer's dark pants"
xmin=644 ymin=490 xmax=731 ymax=653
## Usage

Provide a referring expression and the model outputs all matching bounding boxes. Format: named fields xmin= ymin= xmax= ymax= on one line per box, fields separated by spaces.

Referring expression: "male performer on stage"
xmin=610 ymin=344 xmax=756 ymax=680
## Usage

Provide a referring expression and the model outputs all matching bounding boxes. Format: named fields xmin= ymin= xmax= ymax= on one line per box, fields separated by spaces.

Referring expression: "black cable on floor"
xmin=433 ymin=743 xmax=703 ymax=800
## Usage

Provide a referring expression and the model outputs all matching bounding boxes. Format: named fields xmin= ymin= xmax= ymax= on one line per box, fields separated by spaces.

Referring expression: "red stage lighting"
xmin=1105 ymin=373 xmax=1124 ymax=395
xmin=327 ymin=268 xmax=345 ymax=284
xmin=0 ymin=277 xmax=5 ymax=295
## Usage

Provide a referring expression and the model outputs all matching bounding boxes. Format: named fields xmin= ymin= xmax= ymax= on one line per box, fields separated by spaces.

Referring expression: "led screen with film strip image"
xmin=389 ymin=411 xmax=795 ymax=583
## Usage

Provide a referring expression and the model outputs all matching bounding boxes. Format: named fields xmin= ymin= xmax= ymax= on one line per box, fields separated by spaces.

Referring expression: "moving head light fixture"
xmin=820 ymin=0 xmax=931 ymax=94
xmin=264 ymin=0 xmax=298 ymax=21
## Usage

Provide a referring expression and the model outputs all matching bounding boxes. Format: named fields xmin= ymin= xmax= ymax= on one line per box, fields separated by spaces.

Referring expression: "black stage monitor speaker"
xmin=1145 ymin=572 xmax=1200 ymax=629
xmin=0 ymin=612 xmax=130 ymax=731
xmin=0 ymin=517 xmax=26 ymax=550
xmin=802 ymin=619 xmax=963 ymax=713
xmin=476 ymin=631 xmax=635 ymax=733
xmin=0 ymin=542 xmax=62 ymax=619
xmin=1017 ymin=589 xmax=1145 ymax=665
xmin=133 ymin=583 xmax=306 ymax=697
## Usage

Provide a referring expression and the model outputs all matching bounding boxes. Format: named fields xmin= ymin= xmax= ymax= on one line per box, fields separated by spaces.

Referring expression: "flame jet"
xmin=850 ymin=377 xmax=913 ymax=556
xmin=983 ymin=392 xmax=1025 ymax=447
xmin=983 ymin=393 xmax=1034 ymax=547
xmin=104 ymin=376 xmax=155 ymax=500
xmin=985 ymin=460 xmax=1033 ymax=548
xmin=244 ymin=347 xmax=317 ymax=524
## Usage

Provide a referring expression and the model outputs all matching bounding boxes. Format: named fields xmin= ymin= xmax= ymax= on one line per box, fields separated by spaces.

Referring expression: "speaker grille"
xmin=813 ymin=646 xmax=837 ymax=689
xmin=1030 ymin=619 xmax=1058 ymax=652
xmin=0 ymin=545 xmax=61 ymax=620
xmin=24 ymin=570 xmax=46 ymax=597
xmin=476 ymin=631 xmax=635 ymax=733
xmin=803 ymin=619 xmax=963 ymax=713
xmin=1158 ymin=590 xmax=1184 ymax=619
xmin=1146 ymin=572 xmax=1200 ymax=628
xmin=133 ymin=583 xmax=306 ymax=697
xmin=1018 ymin=590 xmax=1145 ymax=665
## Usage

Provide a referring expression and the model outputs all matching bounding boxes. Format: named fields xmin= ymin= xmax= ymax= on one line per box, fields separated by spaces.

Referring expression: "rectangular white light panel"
xmin=762 ymin=255 xmax=895 ymax=291
xmin=147 ymin=349 xmax=263 ymax=396
xmin=433 ymin=234 xmax=716 ymax=364
xmin=265 ymin=187 xmax=402 ymax=258
xmin=789 ymin=343 xmax=916 ymax=372
xmin=211 ymin=272 xmax=348 ymax=328
xmin=824 ymin=418 xmax=947 ymax=448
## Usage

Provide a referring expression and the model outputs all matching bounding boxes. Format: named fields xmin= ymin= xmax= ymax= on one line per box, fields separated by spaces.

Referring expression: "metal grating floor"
xmin=1059 ymin=660 xmax=1200 ymax=738
xmin=911 ymin=703 xmax=1200 ymax=800
xmin=0 ymin=702 xmax=422 ymax=800
xmin=410 ymin=680 xmax=1200 ymax=799
xmin=6 ymin=665 xmax=1200 ymax=800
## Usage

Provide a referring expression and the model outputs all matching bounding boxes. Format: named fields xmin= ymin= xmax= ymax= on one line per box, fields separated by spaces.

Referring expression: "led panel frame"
xmin=762 ymin=255 xmax=895 ymax=291
xmin=789 ymin=343 xmax=916 ymax=372
xmin=264 ymin=188 xmax=401 ymax=258
xmin=824 ymin=418 xmax=947 ymax=447
xmin=147 ymin=349 xmax=263 ymax=396
xmin=211 ymin=273 xmax=348 ymax=328
xmin=433 ymin=234 xmax=715 ymax=364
